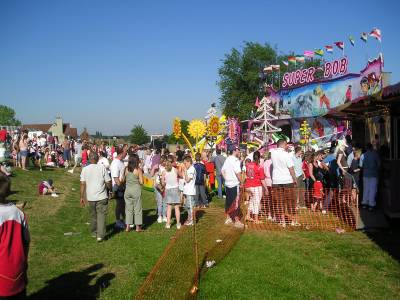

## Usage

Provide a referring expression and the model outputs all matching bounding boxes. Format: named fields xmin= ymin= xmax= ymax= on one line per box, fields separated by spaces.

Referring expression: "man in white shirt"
xmin=221 ymin=146 xmax=244 ymax=228
xmin=271 ymin=139 xmax=298 ymax=227
xmin=80 ymin=152 xmax=111 ymax=242
xmin=110 ymin=146 xmax=126 ymax=229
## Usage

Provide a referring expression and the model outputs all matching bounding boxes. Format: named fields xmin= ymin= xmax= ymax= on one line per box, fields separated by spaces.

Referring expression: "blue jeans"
xmin=155 ymin=189 xmax=166 ymax=217
xmin=362 ymin=177 xmax=378 ymax=207
xmin=216 ymin=174 xmax=224 ymax=198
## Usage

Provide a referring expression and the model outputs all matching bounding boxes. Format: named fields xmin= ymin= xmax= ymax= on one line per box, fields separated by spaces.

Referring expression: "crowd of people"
xmin=0 ymin=127 xmax=384 ymax=299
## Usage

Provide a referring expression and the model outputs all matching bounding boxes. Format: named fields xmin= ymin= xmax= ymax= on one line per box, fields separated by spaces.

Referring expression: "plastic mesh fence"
xmin=134 ymin=206 xmax=243 ymax=300
xmin=242 ymin=187 xmax=359 ymax=231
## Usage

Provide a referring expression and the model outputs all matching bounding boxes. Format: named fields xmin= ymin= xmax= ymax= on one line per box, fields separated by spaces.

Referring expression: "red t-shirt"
xmin=313 ymin=181 xmax=323 ymax=198
xmin=302 ymin=161 xmax=310 ymax=178
xmin=82 ymin=150 xmax=88 ymax=165
xmin=204 ymin=161 xmax=215 ymax=185
xmin=0 ymin=129 xmax=7 ymax=142
xmin=245 ymin=162 xmax=265 ymax=188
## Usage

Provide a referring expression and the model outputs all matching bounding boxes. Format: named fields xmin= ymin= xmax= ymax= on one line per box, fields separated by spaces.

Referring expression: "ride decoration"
xmin=207 ymin=116 xmax=220 ymax=137
xmin=173 ymin=118 xmax=182 ymax=139
xmin=299 ymin=120 xmax=311 ymax=148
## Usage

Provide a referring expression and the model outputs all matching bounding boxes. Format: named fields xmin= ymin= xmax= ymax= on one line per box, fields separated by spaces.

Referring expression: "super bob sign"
xmin=282 ymin=57 xmax=348 ymax=88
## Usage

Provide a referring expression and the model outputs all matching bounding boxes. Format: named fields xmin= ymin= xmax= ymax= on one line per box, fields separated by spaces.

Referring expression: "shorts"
xmin=20 ymin=150 xmax=28 ymax=157
xmin=165 ymin=188 xmax=180 ymax=204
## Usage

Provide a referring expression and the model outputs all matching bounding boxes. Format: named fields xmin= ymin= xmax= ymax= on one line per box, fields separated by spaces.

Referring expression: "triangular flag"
xmin=282 ymin=61 xmax=289 ymax=66
xmin=304 ymin=50 xmax=314 ymax=58
xmin=335 ymin=41 xmax=344 ymax=50
xmin=255 ymin=97 xmax=260 ymax=108
xmin=370 ymin=28 xmax=381 ymax=42
xmin=349 ymin=35 xmax=355 ymax=46
xmin=360 ymin=32 xmax=368 ymax=42
xmin=325 ymin=45 xmax=333 ymax=53
xmin=314 ymin=49 xmax=324 ymax=56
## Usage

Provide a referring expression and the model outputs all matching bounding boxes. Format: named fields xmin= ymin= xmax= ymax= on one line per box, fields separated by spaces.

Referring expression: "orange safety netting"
xmin=240 ymin=187 xmax=359 ymax=231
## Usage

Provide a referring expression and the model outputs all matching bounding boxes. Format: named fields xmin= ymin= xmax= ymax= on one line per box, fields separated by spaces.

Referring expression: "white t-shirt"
xmin=98 ymin=157 xmax=110 ymax=170
xmin=80 ymin=164 xmax=111 ymax=201
xmin=221 ymin=155 xmax=241 ymax=188
xmin=110 ymin=158 xmax=125 ymax=186
xmin=183 ymin=165 xmax=196 ymax=196
xmin=271 ymin=148 xmax=294 ymax=185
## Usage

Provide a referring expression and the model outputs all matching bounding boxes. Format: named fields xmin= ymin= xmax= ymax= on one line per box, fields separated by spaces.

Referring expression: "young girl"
xmin=312 ymin=173 xmax=324 ymax=212
xmin=38 ymin=179 xmax=58 ymax=197
xmin=349 ymin=148 xmax=361 ymax=204
xmin=154 ymin=156 xmax=167 ymax=223
xmin=162 ymin=158 xmax=181 ymax=229
xmin=244 ymin=151 xmax=266 ymax=223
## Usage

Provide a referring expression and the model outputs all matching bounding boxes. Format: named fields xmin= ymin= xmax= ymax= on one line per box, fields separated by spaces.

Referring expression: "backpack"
xmin=194 ymin=162 xmax=206 ymax=185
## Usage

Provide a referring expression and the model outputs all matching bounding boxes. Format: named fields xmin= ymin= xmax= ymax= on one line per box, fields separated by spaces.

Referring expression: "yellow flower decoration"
xmin=173 ymin=118 xmax=182 ymax=139
xmin=188 ymin=119 xmax=206 ymax=140
xmin=208 ymin=116 xmax=220 ymax=136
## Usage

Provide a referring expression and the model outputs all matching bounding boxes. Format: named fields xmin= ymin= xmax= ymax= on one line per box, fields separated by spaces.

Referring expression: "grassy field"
xmin=7 ymin=166 xmax=400 ymax=300
xmin=198 ymin=230 xmax=400 ymax=299
xmin=8 ymin=167 xmax=176 ymax=300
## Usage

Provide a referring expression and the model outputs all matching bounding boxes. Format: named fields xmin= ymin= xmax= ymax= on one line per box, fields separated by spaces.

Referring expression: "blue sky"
xmin=1 ymin=0 xmax=399 ymax=135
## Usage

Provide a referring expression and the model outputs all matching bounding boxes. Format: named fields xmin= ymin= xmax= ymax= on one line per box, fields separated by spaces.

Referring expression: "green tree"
xmin=217 ymin=42 xmax=322 ymax=120
xmin=0 ymin=105 xmax=21 ymax=125
xmin=129 ymin=124 xmax=150 ymax=145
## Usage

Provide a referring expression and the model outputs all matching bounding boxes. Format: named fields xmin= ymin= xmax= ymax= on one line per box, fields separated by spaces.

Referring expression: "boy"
xmin=193 ymin=153 xmax=208 ymax=208
xmin=182 ymin=156 xmax=196 ymax=225
xmin=0 ymin=176 xmax=30 ymax=298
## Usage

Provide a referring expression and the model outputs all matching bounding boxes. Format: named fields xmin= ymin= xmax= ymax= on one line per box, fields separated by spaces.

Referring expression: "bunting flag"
xmin=334 ymin=41 xmax=344 ymax=50
xmin=360 ymin=32 xmax=368 ymax=42
xmin=370 ymin=28 xmax=381 ymax=42
xmin=349 ymin=35 xmax=355 ymax=46
xmin=314 ymin=49 xmax=324 ymax=56
xmin=325 ymin=45 xmax=333 ymax=53
xmin=282 ymin=61 xmax=289 ymax=67
xmin=272 ymin=64 xmax=280 ymax=70
xmin=255 ymin=96 xmax=260 ymax=108
xmin=295 ymin=56 xmax=305 ymax=63
xmin=263 ymin=65 xmax=273 ymax=72
xmin=304 ymin=50 xmax=314 ymax=58
xmin=288 ymin=56 xmax=296 ymax=64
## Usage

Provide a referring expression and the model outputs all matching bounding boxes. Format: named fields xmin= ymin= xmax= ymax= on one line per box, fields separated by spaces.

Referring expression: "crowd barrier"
xmin=239 ymin=187 xmax=359 ymax=231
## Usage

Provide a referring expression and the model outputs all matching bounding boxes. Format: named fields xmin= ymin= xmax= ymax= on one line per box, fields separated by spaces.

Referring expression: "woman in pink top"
xmin=262 ymin=151 xmax=273 ymax=220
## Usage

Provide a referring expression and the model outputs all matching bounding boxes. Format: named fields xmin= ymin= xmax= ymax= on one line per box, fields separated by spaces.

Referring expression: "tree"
xmin=218 ymin=42 xmax=322 ymax=120
xmin=0 ymin=105 xmax=21 ymax=125
xmin=130 ymin=124 xmax=150 ymax=145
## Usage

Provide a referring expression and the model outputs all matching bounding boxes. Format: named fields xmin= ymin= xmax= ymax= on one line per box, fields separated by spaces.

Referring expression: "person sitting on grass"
xmin=38 ymin=179 xmax=58 ymax=198
xmin=312 ymin=173 xmax=324 ymax=213
xmin=0 ymin=175 xmax=30 ymax=299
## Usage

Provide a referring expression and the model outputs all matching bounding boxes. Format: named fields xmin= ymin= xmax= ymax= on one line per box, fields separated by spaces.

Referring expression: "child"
xmin=0 ymin=175 xmax=30 ymax=299
xmin=162 ymin=159 xmax=181 ymax=229
xmin=38 ymin=179 xmax=58 ymax=198
xmin=193 ymin=152 xmax=208 ymax=208
xmin=312 ymin=173 xmax=324 ymax=212
xmin=183 ymin=156 xmax=196 ymax=226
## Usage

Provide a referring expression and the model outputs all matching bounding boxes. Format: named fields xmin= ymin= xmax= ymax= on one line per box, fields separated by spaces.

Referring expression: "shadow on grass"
xmin=365 ymin=218 xmax=400 ymax=263
xmin=143 ymin=208 xmax=158 ymax=228
xmin=28 ymin=263 xmax=115 ymax=300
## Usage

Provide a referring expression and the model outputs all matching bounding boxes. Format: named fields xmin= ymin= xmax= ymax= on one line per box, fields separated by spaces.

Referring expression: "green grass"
xmin=198 ymin=231 xmax=400 ymax=299
xmin=7 ymin=166 xmax=400 ymax=300
xmin=8 ymin=167 xmax=176 ymax=300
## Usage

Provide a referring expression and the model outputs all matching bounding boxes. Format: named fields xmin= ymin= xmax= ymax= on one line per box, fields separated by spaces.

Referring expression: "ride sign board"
xmin=282 ymin=57 xmax=349 ymax=88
